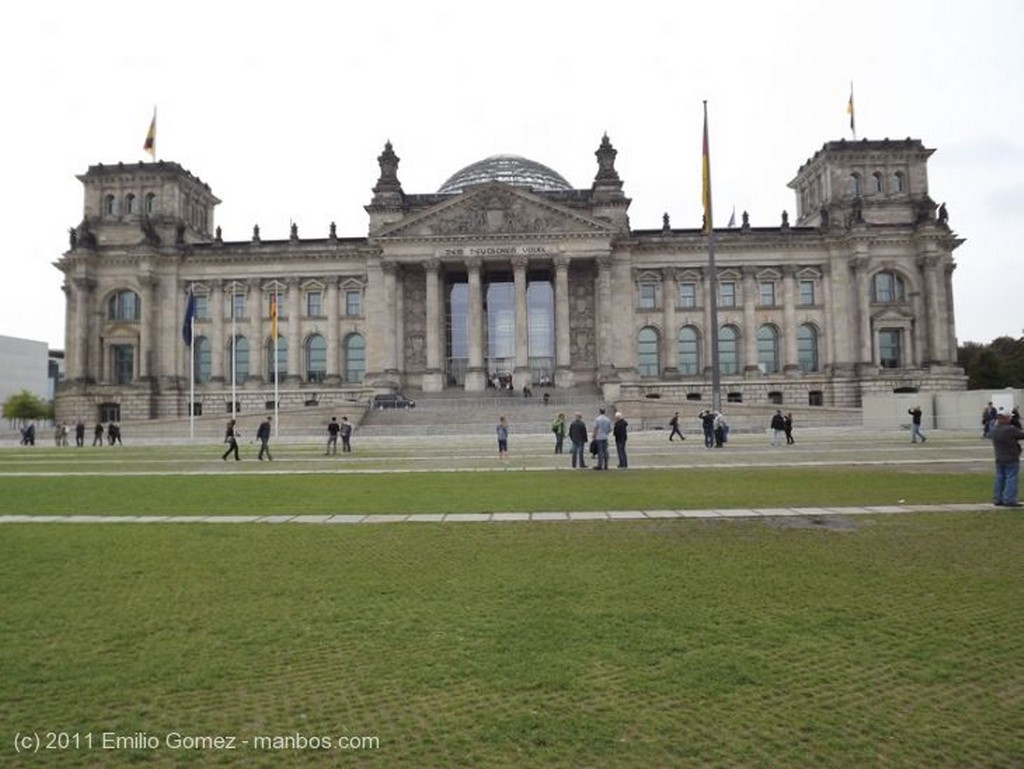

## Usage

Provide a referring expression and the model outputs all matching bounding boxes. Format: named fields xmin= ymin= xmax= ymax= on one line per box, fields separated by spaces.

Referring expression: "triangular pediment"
xmin=377 ymin=182 xmax=613 ymax=239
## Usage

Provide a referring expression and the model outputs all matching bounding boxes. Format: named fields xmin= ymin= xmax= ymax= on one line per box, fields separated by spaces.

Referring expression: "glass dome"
xmin=438 ymin=154 xmax=573 ymax=194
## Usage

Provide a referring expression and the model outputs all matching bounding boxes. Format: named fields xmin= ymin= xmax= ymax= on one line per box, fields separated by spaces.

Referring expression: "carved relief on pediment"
xmin=389 ymin=189 xmax=605 ymax=238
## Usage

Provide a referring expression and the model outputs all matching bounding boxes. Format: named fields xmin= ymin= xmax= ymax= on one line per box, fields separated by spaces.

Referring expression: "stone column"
xmin=423 ymin=259 xmax=444 ymax=392
xmin=596 ymin=253 xmax=614 ymax=377
xmin=944 ymin=262 xmax=958 ymax=362
xmin=326 ymin=277 xmax=340 ymax=383
xmin=211 ymin=280 xmax=224 ymax=383
xmin=139 ymin=275 xmax=157 ymax=380
xmin=248 ymin=279 xmax=264 ymax=385
xmin=742 ymin=267 xmax=758 ymax=376
xmin=662 ymin=267 xmax=678 ymax=375
xmin=465 ymin=260 xmax=485 ymax=391
xmin=392 ymin=265 xmax=404 ymax=379
xmin=554 ymin=256 xmax=572 ymax=387
xmin=381 ymin=261 xmax=399 ymax=378
xmin=852 ymin=256 xmax=872 ymax=368
xmin=782 ymin=266 xmax=799 ymax=373
xmin=286 ymin=278 xmax=301 ymax=383
xmin=920 ymin=252 xmax=944 ymax=366
xmin=71 ymin=276 xmax=93 ymax=381
xmin=513 ymin=255 xmax=530 ymax=387
xmin=819 ymin=264 xmax=834 ymax=371
xmin=701 ymin=269 xmax=714 ymax=377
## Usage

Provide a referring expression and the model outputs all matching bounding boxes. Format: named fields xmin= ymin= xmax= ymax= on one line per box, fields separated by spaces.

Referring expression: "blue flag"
xmin=182 ymin=291 xmax=196 ymax=346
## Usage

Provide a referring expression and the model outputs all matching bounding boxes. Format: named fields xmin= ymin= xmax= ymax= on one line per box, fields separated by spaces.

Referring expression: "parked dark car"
xmin=373 ymin=393 xmax=416 ymax=410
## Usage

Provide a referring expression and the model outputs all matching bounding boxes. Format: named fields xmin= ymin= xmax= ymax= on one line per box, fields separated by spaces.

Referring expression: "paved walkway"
xmin=0 ymin=503 xmax=998 ymax=525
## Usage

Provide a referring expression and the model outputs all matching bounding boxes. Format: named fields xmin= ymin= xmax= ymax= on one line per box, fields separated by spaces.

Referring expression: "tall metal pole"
xmin=231 ymin=280 xmax=236 ymax=417
xmin=189 ymin=283 xmax=195 ymax=439
xmin=702 ymin=101 xmax=722 ymax=412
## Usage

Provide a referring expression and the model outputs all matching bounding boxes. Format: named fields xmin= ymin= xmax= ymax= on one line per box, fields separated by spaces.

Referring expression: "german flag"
xmin=143 ymin=109 xmax=156 ymax=158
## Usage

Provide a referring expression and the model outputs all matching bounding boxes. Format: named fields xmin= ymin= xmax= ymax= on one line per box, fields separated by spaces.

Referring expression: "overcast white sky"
xmin=2 ymin=0 xmax=1021 ymax=349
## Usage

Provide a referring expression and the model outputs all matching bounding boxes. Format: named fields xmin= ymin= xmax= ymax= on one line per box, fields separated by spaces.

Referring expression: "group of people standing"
xmin=504 ymin=407 xmax=630 ymax=470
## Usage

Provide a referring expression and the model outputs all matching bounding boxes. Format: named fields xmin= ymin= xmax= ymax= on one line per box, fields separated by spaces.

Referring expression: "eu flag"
xmin=182 ymin=291 xmax=196 ymax=346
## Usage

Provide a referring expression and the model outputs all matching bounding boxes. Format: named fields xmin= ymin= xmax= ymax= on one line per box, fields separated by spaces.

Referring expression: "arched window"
xmin=719 ymin=325 xmax=740 ymax=375
xmin=107 ymin=290 xmax=140 ymax=321
xmin=193 ymin=336 xmax=212 ymax=383
xmin=890 ymin=171 xmax=905 ymax=194
xmin=104 ymin=194 xmax=118 ymax=216
xmin=637 ymin=326 xmax=660 ymax=377
xmin=872 ymin=271 xmax=906 ymax=303
xmin=797 ymin=324 xmax=819 ymax=372
xmin=869 ymin=172 xmax=883 ymax=194
xmin=344 ymin=333 xmax=365 ymax=383
xmin=678 ymin=326 xmax=701 ymax=375
xmin=145 ymin=193 xmax=157 ymax=215
xmin=757 ymin=325 xmax=780 ymax=374
xmin=125 ymin=194 xmax=137 ymax=215
xmin=305 ymin=334 xmax=327 ymax=383
xmin=266 ymin=336 xmax=287 ymax=380
xmin=846 ymin=174 xmax=861 ymax=197
xmin=230 ymin=336 xmax=249 ymax=384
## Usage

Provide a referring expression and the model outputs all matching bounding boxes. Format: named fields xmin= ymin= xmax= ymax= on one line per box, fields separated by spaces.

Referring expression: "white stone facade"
xmin=54 ymin=137 xmax=965 ymax=423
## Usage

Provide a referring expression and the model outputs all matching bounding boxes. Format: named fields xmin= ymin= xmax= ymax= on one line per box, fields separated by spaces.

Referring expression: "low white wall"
xmin=863 ymin=388 xmax=1022 ymax=431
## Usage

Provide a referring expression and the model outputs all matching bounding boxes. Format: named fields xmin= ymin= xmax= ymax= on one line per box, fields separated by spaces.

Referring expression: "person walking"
xmin=326 ymin=417 xmax=340 ymax=455
xmin=93 ymin=422 xmax=104 ymax=446
xmin=340 ymin=416 xmax=353 ymax=453
xmin=784 ymin=412 xmax=795 ymax=445
xmin=908 ymin=406 xmax=926 ymax=443
xmin=592 ymin=407 xmax=613 ymax=470
xmin=770 ymin=410 xmax=786 ymax=446
xmin=613 ymin=412 xmax=629 ymax=468
xmin=551 ymin=412 xmax=566 ymax=454
xmin=496 ymin=415 xmax=509 ymax=466
xmin=75 ymin=420 xmax=86 ymax=447
xmin=568 ymin=412 xmax=588 ymax=469
xmin=991 ymin=407 xmax=1024 ymax=507
xmin=256 ymin=416 xmax=273 ymax=460
xmin=668 ymin=411 xmax=685 ymax=442
xmin=222 ymin=419 xmax=240 ymax=461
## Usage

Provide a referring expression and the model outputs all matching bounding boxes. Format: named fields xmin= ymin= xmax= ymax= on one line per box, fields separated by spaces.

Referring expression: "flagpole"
xmin=231 ymin=282 xmax=237 ymax=418
xmin=189 ymin=283 xmax=195 ymax=440
xmin=273 ymin=293 xmax=279 ymax=438
xmin=702 ymin=101 xmax=722 ymax=413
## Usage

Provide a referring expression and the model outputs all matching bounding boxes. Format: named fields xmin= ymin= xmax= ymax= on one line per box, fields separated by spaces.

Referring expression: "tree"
xmin=2 ymin=390 xmax=51 ymax=424
xmin=958 ymin=336 xmax=1024 ymax=389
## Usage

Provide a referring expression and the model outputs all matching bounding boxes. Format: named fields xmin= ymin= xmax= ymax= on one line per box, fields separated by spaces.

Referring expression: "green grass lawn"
xmin=1 ymin=515 xmax=1022 ymax=768
xmin=0 ymin=440 xmax=1020 ymax=767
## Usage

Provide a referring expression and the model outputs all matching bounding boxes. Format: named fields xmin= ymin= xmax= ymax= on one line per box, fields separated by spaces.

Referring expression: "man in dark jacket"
xmin=992 ymin=408 xmax=1023 ymax=507
xmin=613 ymin=412 xmax=629 ymax=468
xmin=256 ymin=417 xmax=273 ymax=461
xmin=770 ymin=410 xmax=786 ymax=446
xmin=568 ymin=412 xmax=588 ymax=469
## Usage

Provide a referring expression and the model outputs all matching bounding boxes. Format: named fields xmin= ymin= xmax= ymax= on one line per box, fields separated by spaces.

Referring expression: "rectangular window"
xmin=306 ymin=291 xmax=323 ymax=317
xmin=193 ymin=294 xmax=209 ymax=321
xmin=879 ymin=329 xmax=902 ymax=368
xmin=231 ymin=293 xmax=245 ymax=320
xmin=719 ymin=281 xmax=736 ymax=308
xmin=638 ymin=283 xmax=657 ymax=310
xmin=759 ymin=282 xmax=776 ymax=306
xmin=112 ymin=345 xmax=134 ymax=384
xmin=345 ymin=290 xmax=362 ymax=316
xmin=678 ymin=282 xmax=697 ymax=308
xmin=799 ymin=280 xmax=816 ymax=306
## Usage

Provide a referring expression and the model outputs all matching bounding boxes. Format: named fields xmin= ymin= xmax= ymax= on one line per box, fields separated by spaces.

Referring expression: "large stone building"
xmin=55 ymin=134 xmax=965 ymax=423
